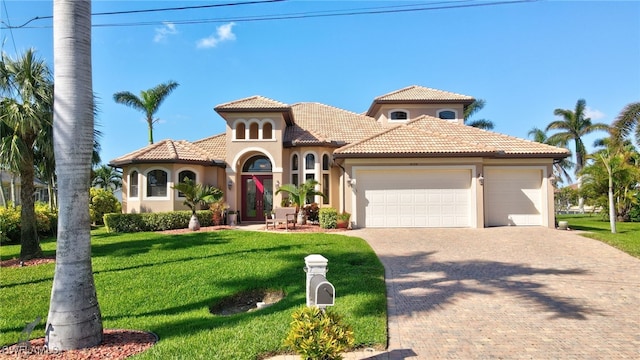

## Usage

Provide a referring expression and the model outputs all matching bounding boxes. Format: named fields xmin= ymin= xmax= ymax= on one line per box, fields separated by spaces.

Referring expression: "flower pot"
xmin=228 ymin=213 xmax=237 ymax=226
xmin=337 ymin=220 xmax=348 ymax=229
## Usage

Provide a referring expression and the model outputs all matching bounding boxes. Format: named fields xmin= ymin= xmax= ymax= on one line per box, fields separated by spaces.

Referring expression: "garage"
xmin=356 ymin=168 xmax=472 ymax=228
xmin=484 ymin=167 xmax=544 ymax=226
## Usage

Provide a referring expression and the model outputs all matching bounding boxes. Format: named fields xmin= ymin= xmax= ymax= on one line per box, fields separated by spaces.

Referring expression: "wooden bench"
xmin=265 ymin=207 xmax=297 ymax=230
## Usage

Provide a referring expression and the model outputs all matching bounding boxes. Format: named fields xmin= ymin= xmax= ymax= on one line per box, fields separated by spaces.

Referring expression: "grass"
xmin=556 ymin=214 xmax=640 ymax=258
xmin=0 ymin=228 xmax=387 ymax=359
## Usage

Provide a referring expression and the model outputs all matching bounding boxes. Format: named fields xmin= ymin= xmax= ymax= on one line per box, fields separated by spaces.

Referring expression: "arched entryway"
xmin=241 ymin=155 xmax=274 ymax=222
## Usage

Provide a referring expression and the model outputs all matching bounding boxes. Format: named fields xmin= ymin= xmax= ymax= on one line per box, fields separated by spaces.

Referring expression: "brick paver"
xmin=348 ymin=227 xmax=640 ymax=359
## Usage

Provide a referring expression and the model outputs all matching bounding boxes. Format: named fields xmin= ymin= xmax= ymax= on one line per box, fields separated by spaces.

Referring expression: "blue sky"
xmin=2 ymin=0 xmax=639 ymax=166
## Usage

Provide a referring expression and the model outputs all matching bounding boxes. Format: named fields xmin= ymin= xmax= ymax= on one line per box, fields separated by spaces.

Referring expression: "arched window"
xmin=291 ymin=153 xmax=299 ymax=185
xmin=249 ymin=123 xmax=259 ymax=139
xmin=321 ymin=154 xmax=330 ymax=205
xmin=146 ymin=169 xmax=168 ymax=197
xmin=263 ymin=122 xmax=273 ymax=139
xmin=177 ymin=170 xmax=196 ymax=198
xmin=236 ymin=122 xmax=246 ymax=139
xmin=438 ymin=110 xmax=457 ymax=120
xmin=243 ymin=155 xmax=272 ymax=172
xmin=305 ymin=153 xmax=315 ymax=171
xmin=129 ymin=171 xmax=139 ymax=198
xmin=390 ymin=111 xmax=408 ymax=120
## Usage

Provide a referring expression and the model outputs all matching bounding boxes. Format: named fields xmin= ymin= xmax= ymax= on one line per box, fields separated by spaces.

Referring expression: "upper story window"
xmin=236 ymin=123 xmax=246 ymax=139
xmin=177 ymin=170 xmax=196 ymax=198
xmin=263 ymin=122 xmax=273 ymax=139
xmin=437 ymin=110 xmax=457 ymax=120
xmin=390 ymin=111 xmax=408 ymax=120
xmin=321 ymin=154 xmax=330 ymax=205
xmin=291 ymin=153 xmax=299 ymax=186
xmin=249 ymin=122 xmax=259 ymax=139
xmin=305 ymin=153 xmax=315 ymax=171
xmin=146 ymin=169 xmax=168 ymax=197
xmin=243 ymin=155 xmax=272 ymax=172
xmin=129 ymin=171 xmax=139 ymax=198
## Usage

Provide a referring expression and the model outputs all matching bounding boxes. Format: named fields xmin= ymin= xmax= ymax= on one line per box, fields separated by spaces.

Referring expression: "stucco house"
xmin=109 ymin=85 xmax=570 ymax=228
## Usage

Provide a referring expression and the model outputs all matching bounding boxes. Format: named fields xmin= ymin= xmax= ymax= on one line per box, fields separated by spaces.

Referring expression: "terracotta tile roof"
xmin=374 ymin=85 xmax=475 ymax=102
xmin=109 ymin=139 xmax=216 ymax=166
xmin=285 ymin=102 xmax=384 ymax=146
xmin=214 ymin=95 xmax=289 ymax=111
xmin=192 ymin=133 xmax=226 ymax=160
xmin=335 ymin=115 xmax=570 ymax=158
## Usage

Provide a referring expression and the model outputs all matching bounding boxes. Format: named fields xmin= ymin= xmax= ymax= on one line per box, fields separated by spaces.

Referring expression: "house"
xmin=109 ymin=85 xmax=570 ymax=228
xmin=0 ymin=170 xmax=49 ymax=206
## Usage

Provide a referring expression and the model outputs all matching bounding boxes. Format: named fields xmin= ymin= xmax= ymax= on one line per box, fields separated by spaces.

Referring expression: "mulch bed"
xmin=0 ymin=329 xmax=157 ymax=359
xmin=0 ymin=256 xmax=56 ymax=268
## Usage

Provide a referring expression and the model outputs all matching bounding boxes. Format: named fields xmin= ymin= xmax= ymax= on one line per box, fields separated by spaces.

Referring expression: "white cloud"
xmin=584 ymin=106 xmax=605 ymax=120
xmin=196 ymin=22 xmax=236 ymax=49
xmin=154 ymin=22 xmax=177 ymax=43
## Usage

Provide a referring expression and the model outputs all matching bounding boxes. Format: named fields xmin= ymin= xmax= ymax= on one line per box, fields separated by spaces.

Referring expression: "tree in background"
xmin=611 ymin=101 xmax=640 ymax=147
xmin=545 ymin=99 xmax=609 ymax=212
xmin=47 ymin=0 xmax=103 ymax=350
xmin=0 ymin=49 xmax=53 ymax=260
xmin=464 ymin=99 xmax=494 ymax=130
xmin=91 ymin=164 xmax=122 ymax=191
xmin=113 ymin=80 xmax=179 ymax=145
xmin=527 ymin=127 xmax=574 ymax=185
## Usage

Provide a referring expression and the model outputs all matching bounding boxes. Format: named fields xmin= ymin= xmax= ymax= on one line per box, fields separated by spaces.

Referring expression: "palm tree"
xmin=46 ymin=0 xmax=103 ymax=350
xmin=464 ymin=99 xmax=494 ymax=130
xmin=91 ymin=164 xmax=122 ymax=191
xmin=172 ymin=178 xmax=223 ymax=230
xmin=113 ymin=80 xmax=179 ymax=144
xmin=0 ymin=49 xmax=53 ymax=260
xmin=275 ymin=179 xmax=327 ymax=224
xmin=611 ymin=101 xmax=640 ymax=147
xmin=546 ymin=99 xmax=609 ymax=211
xmin=527 ymin=127 xmax=574 ymax=185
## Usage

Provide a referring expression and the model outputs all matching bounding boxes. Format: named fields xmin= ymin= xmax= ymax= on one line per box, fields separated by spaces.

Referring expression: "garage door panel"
xmin=485 ymin=168 xmax=543 ymax=226
xmin=359 ymin=169 xmax=471 ymax=228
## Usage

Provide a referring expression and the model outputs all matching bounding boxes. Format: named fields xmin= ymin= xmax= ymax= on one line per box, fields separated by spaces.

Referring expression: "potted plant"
xmin=210 ymin=199 xmax=227 ymax=226
xmin=227 ymin=210 xmax=238 ymax=226
xmin=337 ymin=212 xmax=351 ymax=229
xmin=171 ymin=178 xmax=223 ymax=231
xmin=275 ymin=179 xmax=327 ymax=225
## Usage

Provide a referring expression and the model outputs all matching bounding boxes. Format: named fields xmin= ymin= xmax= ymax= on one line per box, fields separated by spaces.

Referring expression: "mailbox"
xmin=309 ymin=274 xmax=335 ymax=308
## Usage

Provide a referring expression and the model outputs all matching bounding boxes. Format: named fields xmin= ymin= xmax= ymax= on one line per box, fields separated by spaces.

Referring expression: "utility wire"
xmin=1 ymin=0 xmax=286 ymax=29
xmin=1 ymin=0 xmax=17 ymax=53
xmin=2 ymin=0 xmax=539 ymax=30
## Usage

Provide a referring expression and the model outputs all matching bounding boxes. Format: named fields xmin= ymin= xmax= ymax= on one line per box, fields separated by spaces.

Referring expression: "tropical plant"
xmin=171 ymin=178 xmax=223 ymax=230
xmin=91 ymin=164 xmax=122 ymax=191
xmin=464 ymin=99 xmax=494 ymax=130
xmin=0 ymin=48 xmax=53 ymax=260
xmin=46 ymin=0 xmax=103 ymax=350
xmin=113 ymin=80 xmax=179 ymax=144
xmin=275 ymin=179 xmax=327 ymax=224
xmin=283 ymin=306 xmax=355 ymax=360
xmin=89 ymin=188 xmax=121 ymax=225
xmin=546 ymin=99 xmax=610 ymax=211
xmin=527 ymin=127 xmax=574 ymax=185
xmin=611 ymin=101 xmax=640 ymax=147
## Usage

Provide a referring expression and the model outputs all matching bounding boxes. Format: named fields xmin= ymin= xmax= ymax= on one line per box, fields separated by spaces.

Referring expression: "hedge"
xmin=0 ymin=203 xmax=58 ymax=244
xmin=104 ymin=210 xmax=213 ymax=233
xmin=319 ymin=208 xmax=338 ymax=229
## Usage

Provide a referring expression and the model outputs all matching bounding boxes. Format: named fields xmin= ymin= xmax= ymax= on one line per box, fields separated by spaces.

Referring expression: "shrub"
xmin=319 ymin=208 xmax=337 ymax=229
xmin=304 ymin=203 xmax=320 ymax=223
xmin=283 ymin=306 xmax=355 ymax=360
xmin=89 ymin=188 xmax=121 ymax=225
xmin=104 ymin=210 xmax=213 ymax=233
xmin=0 ymin=203 xmax=57 ymax=244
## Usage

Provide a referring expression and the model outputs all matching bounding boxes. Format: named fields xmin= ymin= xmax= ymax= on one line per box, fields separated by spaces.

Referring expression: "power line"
xmin=2 ymin=0 xmax=540 ymax=30
xmin=0 ymin=0 xmax=17 ymax=53
xmin=1 ymin=0 xmax=286 ymax=29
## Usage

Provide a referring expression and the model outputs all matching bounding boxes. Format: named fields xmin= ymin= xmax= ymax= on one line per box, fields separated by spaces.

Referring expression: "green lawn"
xmin=0 ymin=229 xmax=387 ymax=359
xmin=556 ymin=214 xmax=640 ymax=258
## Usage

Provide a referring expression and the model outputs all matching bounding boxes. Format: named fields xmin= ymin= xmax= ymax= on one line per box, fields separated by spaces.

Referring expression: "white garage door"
xmin=357 ymin=169 xmax=471 ymax=228
xmin=484 ymin=168 xmax=543 ymax=226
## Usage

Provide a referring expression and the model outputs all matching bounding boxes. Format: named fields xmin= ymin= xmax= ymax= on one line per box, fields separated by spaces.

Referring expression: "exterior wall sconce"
xmin=275 ymin=180 xmax=280 ymax=189
xmin=227 ymin=180 xmax=233 ymax=190
xmin=349 ymin=178 xmax=356 ymax=187
xmin=478 ymin=174 xmax=484 ymax=186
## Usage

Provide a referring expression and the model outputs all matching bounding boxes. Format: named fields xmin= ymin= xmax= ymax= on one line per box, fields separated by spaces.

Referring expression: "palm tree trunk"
xmin=19 ymin=141 xmax=42 ymax=260
xmin=47 ymin=0 xmax=103 ymax=350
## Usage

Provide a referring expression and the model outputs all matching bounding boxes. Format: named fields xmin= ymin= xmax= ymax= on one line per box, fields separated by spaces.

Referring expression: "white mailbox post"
xmin=304 ymin=254 xmax=335 ymax=309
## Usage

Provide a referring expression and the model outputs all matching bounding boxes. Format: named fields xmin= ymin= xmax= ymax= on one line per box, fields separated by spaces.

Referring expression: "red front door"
xmin=241 ymin=175 xmax=273 ymax=222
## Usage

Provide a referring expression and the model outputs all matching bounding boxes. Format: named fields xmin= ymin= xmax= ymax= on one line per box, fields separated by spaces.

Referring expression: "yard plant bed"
xmin=0 ymin=228 xmax=386 ymax=359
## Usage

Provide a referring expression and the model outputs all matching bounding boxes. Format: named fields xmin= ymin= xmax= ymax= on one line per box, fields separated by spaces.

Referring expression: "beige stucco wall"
xmin=121 ymin=163 xmax=225 ymax=213
xmin=373 ymin=104 xmax=466 ymax=126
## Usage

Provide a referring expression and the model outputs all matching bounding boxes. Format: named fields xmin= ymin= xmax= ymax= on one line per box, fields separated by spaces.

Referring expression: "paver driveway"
xmin=348 ymin=227 xmax=640 ymax=359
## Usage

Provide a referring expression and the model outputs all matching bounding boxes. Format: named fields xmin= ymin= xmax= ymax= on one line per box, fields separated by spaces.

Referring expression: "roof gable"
xmin=109 ymin=139 xmax=217 ymax=167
